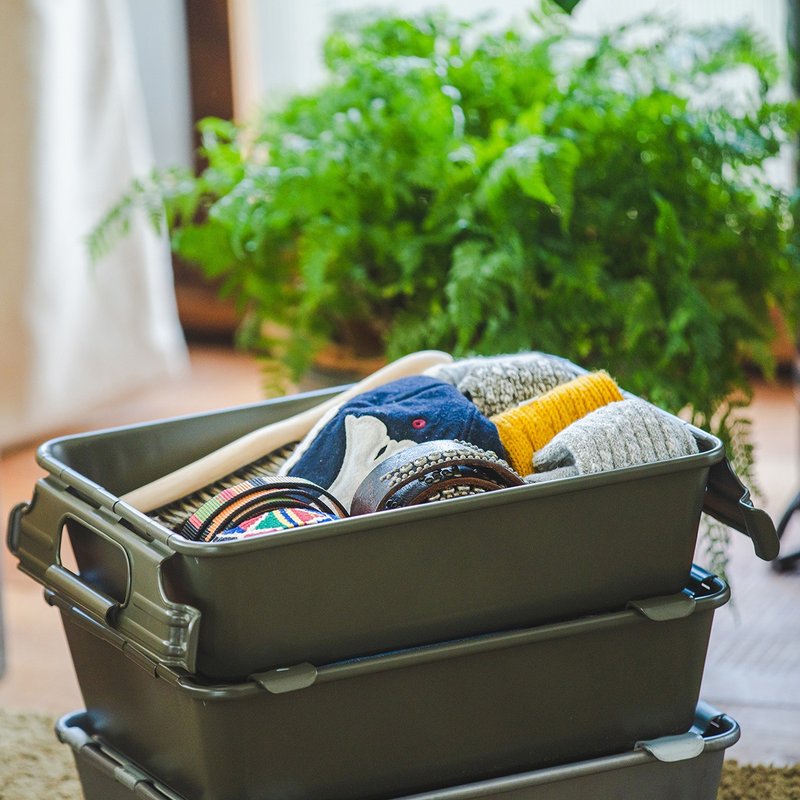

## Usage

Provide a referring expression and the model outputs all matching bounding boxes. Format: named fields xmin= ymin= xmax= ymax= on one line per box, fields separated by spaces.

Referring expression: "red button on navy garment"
xmin=412 ymin=418 xmax=426 ymax=430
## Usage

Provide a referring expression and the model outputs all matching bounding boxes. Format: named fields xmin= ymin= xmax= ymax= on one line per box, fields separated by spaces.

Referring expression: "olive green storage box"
xmin=7 ymin=385 xmax=776 ymax=680
xmin=56 ymin=704 xmax=740 ymax=800
xmin=51 ymin=569 xmax=726 ymax=800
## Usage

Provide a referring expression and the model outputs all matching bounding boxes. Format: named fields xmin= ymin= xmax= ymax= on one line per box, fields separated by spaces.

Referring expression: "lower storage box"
xmin=56 ymin=703 xmax=740 ymax=800
xmin=55 ymin=567 xmax=727 ymax=800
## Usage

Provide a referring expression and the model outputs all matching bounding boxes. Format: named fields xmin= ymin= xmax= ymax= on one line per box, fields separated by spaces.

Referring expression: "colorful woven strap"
xmin=180 ymin=476 xmax=347 ymax=542
xmin=212 ymin=507 xmax=339 ymax=543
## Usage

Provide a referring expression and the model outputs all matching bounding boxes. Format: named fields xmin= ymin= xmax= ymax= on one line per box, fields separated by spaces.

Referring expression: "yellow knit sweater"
xmin=491 ymin=371 xmax=623 ymax=475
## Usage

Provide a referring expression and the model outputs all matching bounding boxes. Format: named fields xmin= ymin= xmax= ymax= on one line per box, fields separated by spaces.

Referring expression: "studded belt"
xmin=350 ymin=439 xmax=524 ymax=515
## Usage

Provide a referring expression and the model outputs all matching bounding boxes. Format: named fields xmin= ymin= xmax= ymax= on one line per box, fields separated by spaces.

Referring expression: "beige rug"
xmin=718 ymin=761 xmax=800 ymax=799
xmin=1 ymin=708 xmax=799 ymax=800
xmin=0 ymin=709 xmax=80 ymax=800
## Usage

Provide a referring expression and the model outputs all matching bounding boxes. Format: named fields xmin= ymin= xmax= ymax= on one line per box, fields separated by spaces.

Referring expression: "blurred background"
xmin=0 ymin=0 xmax=799 ymax=787
xmin=0 ymin=0 xmax=795 ymax=449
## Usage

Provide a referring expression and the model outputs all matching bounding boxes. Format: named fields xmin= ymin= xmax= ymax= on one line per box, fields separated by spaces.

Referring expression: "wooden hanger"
xmin=121 ymin=350 xmax=453 ymax=513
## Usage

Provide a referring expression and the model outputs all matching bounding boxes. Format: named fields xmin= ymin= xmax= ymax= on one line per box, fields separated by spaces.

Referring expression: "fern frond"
xmin=86 ymin=176 xmax=168 ymax=264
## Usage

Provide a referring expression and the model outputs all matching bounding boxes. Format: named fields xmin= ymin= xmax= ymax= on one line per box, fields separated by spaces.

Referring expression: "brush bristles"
xmin=149 ymin=444 xmax=298 ymax=532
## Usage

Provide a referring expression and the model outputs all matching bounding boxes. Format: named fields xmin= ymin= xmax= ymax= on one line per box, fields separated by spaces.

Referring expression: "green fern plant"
xmin=90 ymin=3 xmax=800 ymax=573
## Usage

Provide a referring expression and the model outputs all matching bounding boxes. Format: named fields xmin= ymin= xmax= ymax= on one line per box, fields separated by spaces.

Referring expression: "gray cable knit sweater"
xmin=526 ymin=397 xmax=699 ymax=482
xmin=425 ymin=352 xmax=582 ymax=417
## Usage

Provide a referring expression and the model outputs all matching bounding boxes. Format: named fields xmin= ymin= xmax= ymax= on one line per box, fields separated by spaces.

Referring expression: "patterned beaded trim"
xmin=378 ymin=440 xmax=511 ymax=490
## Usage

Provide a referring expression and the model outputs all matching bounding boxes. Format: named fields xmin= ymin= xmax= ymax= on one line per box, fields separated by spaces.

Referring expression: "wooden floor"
xmin=1 ymin=344 xmax=798 ymax=767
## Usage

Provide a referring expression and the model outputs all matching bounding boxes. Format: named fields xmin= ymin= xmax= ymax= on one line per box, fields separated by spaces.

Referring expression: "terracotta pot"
xmin=297 ymin=341 xmax=387 ymax=392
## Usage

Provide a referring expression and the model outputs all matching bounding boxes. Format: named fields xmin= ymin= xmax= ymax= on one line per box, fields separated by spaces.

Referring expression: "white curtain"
xmin=0 ymin=0 xmax=189 ymax=449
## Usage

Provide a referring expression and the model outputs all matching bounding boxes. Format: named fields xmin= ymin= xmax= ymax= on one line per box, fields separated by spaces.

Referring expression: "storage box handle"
xmin=634 ymin=731 xmax=705 ymax=762
xmin=44 ymin=564 xmax=118 ymax=623
xmin=57 ymin=713 xmax=172 ymax=800
xmin=702 ymin=458 xmax=779 ymax=561
xmin=7 ymin=478 xmax=201 ymax=672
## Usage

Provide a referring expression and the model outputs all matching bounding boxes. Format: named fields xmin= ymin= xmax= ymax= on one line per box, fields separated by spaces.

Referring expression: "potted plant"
xmin=91 ymin=3 xmax=799 ymax=570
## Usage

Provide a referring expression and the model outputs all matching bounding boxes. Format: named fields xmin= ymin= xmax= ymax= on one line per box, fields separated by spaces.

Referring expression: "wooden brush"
xmin=122 ymin=350 xmax=454 ymax=518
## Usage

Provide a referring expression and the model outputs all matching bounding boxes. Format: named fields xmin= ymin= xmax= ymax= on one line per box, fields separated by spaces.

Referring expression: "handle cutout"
xmin=60 ymin=516 xmax=130 ymax=605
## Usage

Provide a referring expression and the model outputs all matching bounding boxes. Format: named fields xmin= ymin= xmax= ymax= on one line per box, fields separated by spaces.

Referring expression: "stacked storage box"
xmin=7 ymin=381 xmax=779 ymax=800
xmin=56 ymin=704 xmax=742 ymax=800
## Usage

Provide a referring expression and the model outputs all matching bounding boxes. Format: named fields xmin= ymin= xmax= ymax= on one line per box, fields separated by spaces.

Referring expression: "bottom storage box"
xmin=56 ymin=704 xmax=740 ymax=800
xmin=53 ymin=567 xmax=727 ymax=800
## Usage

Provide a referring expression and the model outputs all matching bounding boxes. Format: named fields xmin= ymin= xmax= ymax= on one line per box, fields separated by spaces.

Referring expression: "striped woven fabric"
xmin=212 ymin=507 xmax=338 ymax=543
xmin=180 ymin=475 xmax=347 ymax=542
xmin=183 ymin=480 xmax=265 ymax=532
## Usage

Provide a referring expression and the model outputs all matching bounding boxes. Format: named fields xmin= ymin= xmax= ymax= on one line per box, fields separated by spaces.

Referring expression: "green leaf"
xmin=171 ymin=223 xmax=237 ymax=276
xmin=541 ymin=138 xmax=580 ymax=231
xmin=549 ymin=0 xmax=582 ymax=14
xmin=481 ymin=137 xmax=557 ymax=207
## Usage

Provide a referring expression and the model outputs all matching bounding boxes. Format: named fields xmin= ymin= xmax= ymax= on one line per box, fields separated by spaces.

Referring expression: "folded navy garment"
xmin=279 ymin=375 xmax=505 ymax=510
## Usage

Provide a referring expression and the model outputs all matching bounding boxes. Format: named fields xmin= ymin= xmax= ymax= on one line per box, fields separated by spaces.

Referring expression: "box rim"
xmin=33 ymin=381 xmax=725 ymax=557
